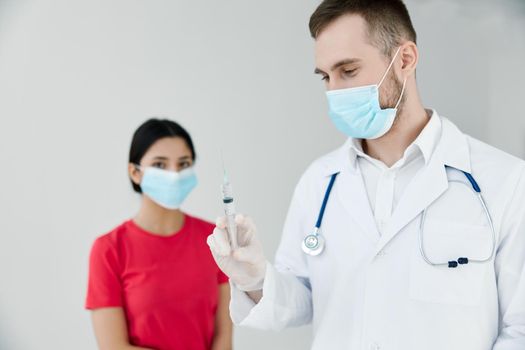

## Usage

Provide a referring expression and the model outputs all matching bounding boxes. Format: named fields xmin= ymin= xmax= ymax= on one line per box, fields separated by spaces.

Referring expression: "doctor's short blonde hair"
xmin=309 ymin=0 xmax=417 ymax=58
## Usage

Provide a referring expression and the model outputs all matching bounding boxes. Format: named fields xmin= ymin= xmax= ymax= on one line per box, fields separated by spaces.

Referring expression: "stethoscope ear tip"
xmin=458 ymin=257 xmax=469 ymax=265
xmin=448 ymin=257 xmax=469 ymax=268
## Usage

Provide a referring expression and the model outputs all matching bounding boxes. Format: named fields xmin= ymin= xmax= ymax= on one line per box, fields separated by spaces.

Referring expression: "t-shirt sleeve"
xmin=217 ymin=268 xmax=229 ymax=284
xmin=85 ymin=236 xmax=123 ymax=309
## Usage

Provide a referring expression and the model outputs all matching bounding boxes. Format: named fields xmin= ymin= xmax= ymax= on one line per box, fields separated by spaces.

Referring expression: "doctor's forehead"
xmin=314 ymin=14 xmax=378 ymax=71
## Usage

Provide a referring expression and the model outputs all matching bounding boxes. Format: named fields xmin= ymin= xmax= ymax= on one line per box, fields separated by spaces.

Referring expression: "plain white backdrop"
xmin=0 ymin=0 xmax=523 ymax=349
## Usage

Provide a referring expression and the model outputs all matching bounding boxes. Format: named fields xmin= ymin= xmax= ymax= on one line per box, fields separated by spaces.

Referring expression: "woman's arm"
xmin=212 ymin=283 xmax=233 ymax=350
xmin=91 ymin=307 xmax=153 ymax=350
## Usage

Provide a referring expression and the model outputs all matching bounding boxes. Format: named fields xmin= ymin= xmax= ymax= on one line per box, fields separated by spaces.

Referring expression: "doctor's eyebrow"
xmin=314 ymin=58 xmax=362 ymax=75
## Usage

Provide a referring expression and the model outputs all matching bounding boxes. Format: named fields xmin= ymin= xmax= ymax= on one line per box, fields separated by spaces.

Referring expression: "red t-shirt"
xmin=85 ymin=214 xmax=228 ymax=350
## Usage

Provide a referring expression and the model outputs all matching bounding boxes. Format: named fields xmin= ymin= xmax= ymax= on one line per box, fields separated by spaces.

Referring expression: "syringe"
xmin=221 ymin=167 xmax=238 ymax=250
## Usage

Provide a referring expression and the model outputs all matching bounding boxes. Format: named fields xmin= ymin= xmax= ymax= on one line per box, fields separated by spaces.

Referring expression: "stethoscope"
xmin=302 ymin=166 xmax=497 ymax=268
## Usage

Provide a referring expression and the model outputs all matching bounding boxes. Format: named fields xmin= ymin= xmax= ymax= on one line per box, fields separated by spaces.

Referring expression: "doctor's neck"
xmin=361 ymin=79 xmax=429 ymax=168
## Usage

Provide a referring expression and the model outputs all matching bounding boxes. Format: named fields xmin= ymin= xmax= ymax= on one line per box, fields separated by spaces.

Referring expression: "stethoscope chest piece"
xmin=302 ymin=232 xmax=325 ymax=256
xmin=302 ymin=172 xmax=339 ymax=257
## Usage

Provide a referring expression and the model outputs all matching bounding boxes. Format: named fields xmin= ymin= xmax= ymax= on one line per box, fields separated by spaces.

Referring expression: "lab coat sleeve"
xmin=493 ymin=165 xmax=525 ymax=350
xmin=229 ymin=171 xmax=316 ymax=330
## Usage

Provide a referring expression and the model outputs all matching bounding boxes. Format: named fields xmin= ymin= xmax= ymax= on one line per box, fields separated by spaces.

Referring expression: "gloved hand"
xmin=207 ymin=214 xmax=267 ymax=292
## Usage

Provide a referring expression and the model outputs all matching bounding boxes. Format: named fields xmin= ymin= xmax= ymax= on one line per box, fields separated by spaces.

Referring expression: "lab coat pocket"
xmin=409 ymin=218 xmax=492 ymax=306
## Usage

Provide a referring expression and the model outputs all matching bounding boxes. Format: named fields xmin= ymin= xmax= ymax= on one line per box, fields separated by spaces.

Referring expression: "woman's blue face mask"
xmin=137 ymin=165 xmax=197 ymax=210
xmin=325 ymin=47 xmax=407 ymax=140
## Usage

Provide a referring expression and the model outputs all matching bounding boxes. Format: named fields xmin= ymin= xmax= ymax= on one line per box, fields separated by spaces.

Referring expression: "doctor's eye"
xmin=320 ymin=75 xmax=329 ymax=82
xmin=343 ymin=69 xmax=357 ymax=77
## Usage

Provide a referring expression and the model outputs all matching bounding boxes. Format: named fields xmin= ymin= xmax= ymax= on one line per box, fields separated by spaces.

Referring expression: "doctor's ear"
xmin=398 ymin=42 xmax=419 ymax=78
xmin=128 ymin=163 xmax=143 ymax=190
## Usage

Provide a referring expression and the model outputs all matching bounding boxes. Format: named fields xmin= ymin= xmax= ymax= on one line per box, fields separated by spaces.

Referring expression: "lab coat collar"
xmin=413 ymin=109 xmax=441 ymax=164
xmin=438 ymin=116 xmax=472 ymax=173
xmin=316 ymin=137 xmax=355 ymax=177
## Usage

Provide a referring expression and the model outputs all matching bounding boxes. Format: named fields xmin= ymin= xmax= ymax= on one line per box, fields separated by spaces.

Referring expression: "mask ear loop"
xmin=378 ymin=47 xmax=402 ymax=88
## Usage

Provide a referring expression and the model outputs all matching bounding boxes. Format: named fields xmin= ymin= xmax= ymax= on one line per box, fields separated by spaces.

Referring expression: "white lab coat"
xmin=230 ymin=114 xmax=525 ymax=350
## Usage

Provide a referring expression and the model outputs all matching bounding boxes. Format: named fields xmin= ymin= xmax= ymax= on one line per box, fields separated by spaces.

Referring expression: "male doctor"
xmin=207 ymin=0 xmax=525 ymax=349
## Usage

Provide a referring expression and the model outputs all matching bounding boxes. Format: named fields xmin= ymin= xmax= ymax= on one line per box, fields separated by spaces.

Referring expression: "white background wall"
xmin=0 ymin=1 xmax=523 ymax=349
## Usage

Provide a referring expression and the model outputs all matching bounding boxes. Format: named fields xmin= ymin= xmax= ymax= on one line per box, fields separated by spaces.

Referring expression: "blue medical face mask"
xmin=137 ymin=165 xmax=198 ymax=210
xmin=325 ymin=47 xmax=407 ymax=140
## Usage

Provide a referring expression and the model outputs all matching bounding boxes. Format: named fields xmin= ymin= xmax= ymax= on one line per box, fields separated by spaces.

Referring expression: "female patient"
xmin=86 ymin=119 xmax=232 ymax=350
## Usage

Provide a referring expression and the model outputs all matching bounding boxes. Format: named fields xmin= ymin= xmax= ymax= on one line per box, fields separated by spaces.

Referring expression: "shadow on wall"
xmin=459 ymin=0 xmax=525 ymax=19
xmin=0 ymin=307 xmax=14 ymax=349
xmin=419 ymin=0 xmax=525 ymax=17
xmin=0 ymin=0 xmax=21 ymax=36
xmin=505 ymin=0 xmax=525 ymax=14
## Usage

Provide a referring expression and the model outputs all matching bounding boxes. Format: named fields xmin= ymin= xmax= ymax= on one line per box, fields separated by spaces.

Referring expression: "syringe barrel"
xmin=223 ymin=200 xmax=238 ymax=249
xmin=222 ymin=179 xmax=238 ymax=249
xmin=222 ymin=182 xmax=234 ymax=199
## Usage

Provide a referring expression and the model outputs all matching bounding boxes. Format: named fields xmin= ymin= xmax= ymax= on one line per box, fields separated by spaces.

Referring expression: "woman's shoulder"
xmin=184 ymin=214 xmax=215 ymax=236
xmin=90 ymin=220 xmax=131 ymax=253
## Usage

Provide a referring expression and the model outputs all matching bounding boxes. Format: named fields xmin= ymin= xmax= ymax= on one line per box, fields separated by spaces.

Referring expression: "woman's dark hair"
xmin=129 ymin=118 xmax=196 ymax=193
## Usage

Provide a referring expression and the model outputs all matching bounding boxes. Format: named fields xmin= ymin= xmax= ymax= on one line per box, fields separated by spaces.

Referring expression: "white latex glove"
xmin=207 ymin=214 xmax=267 ymax=292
